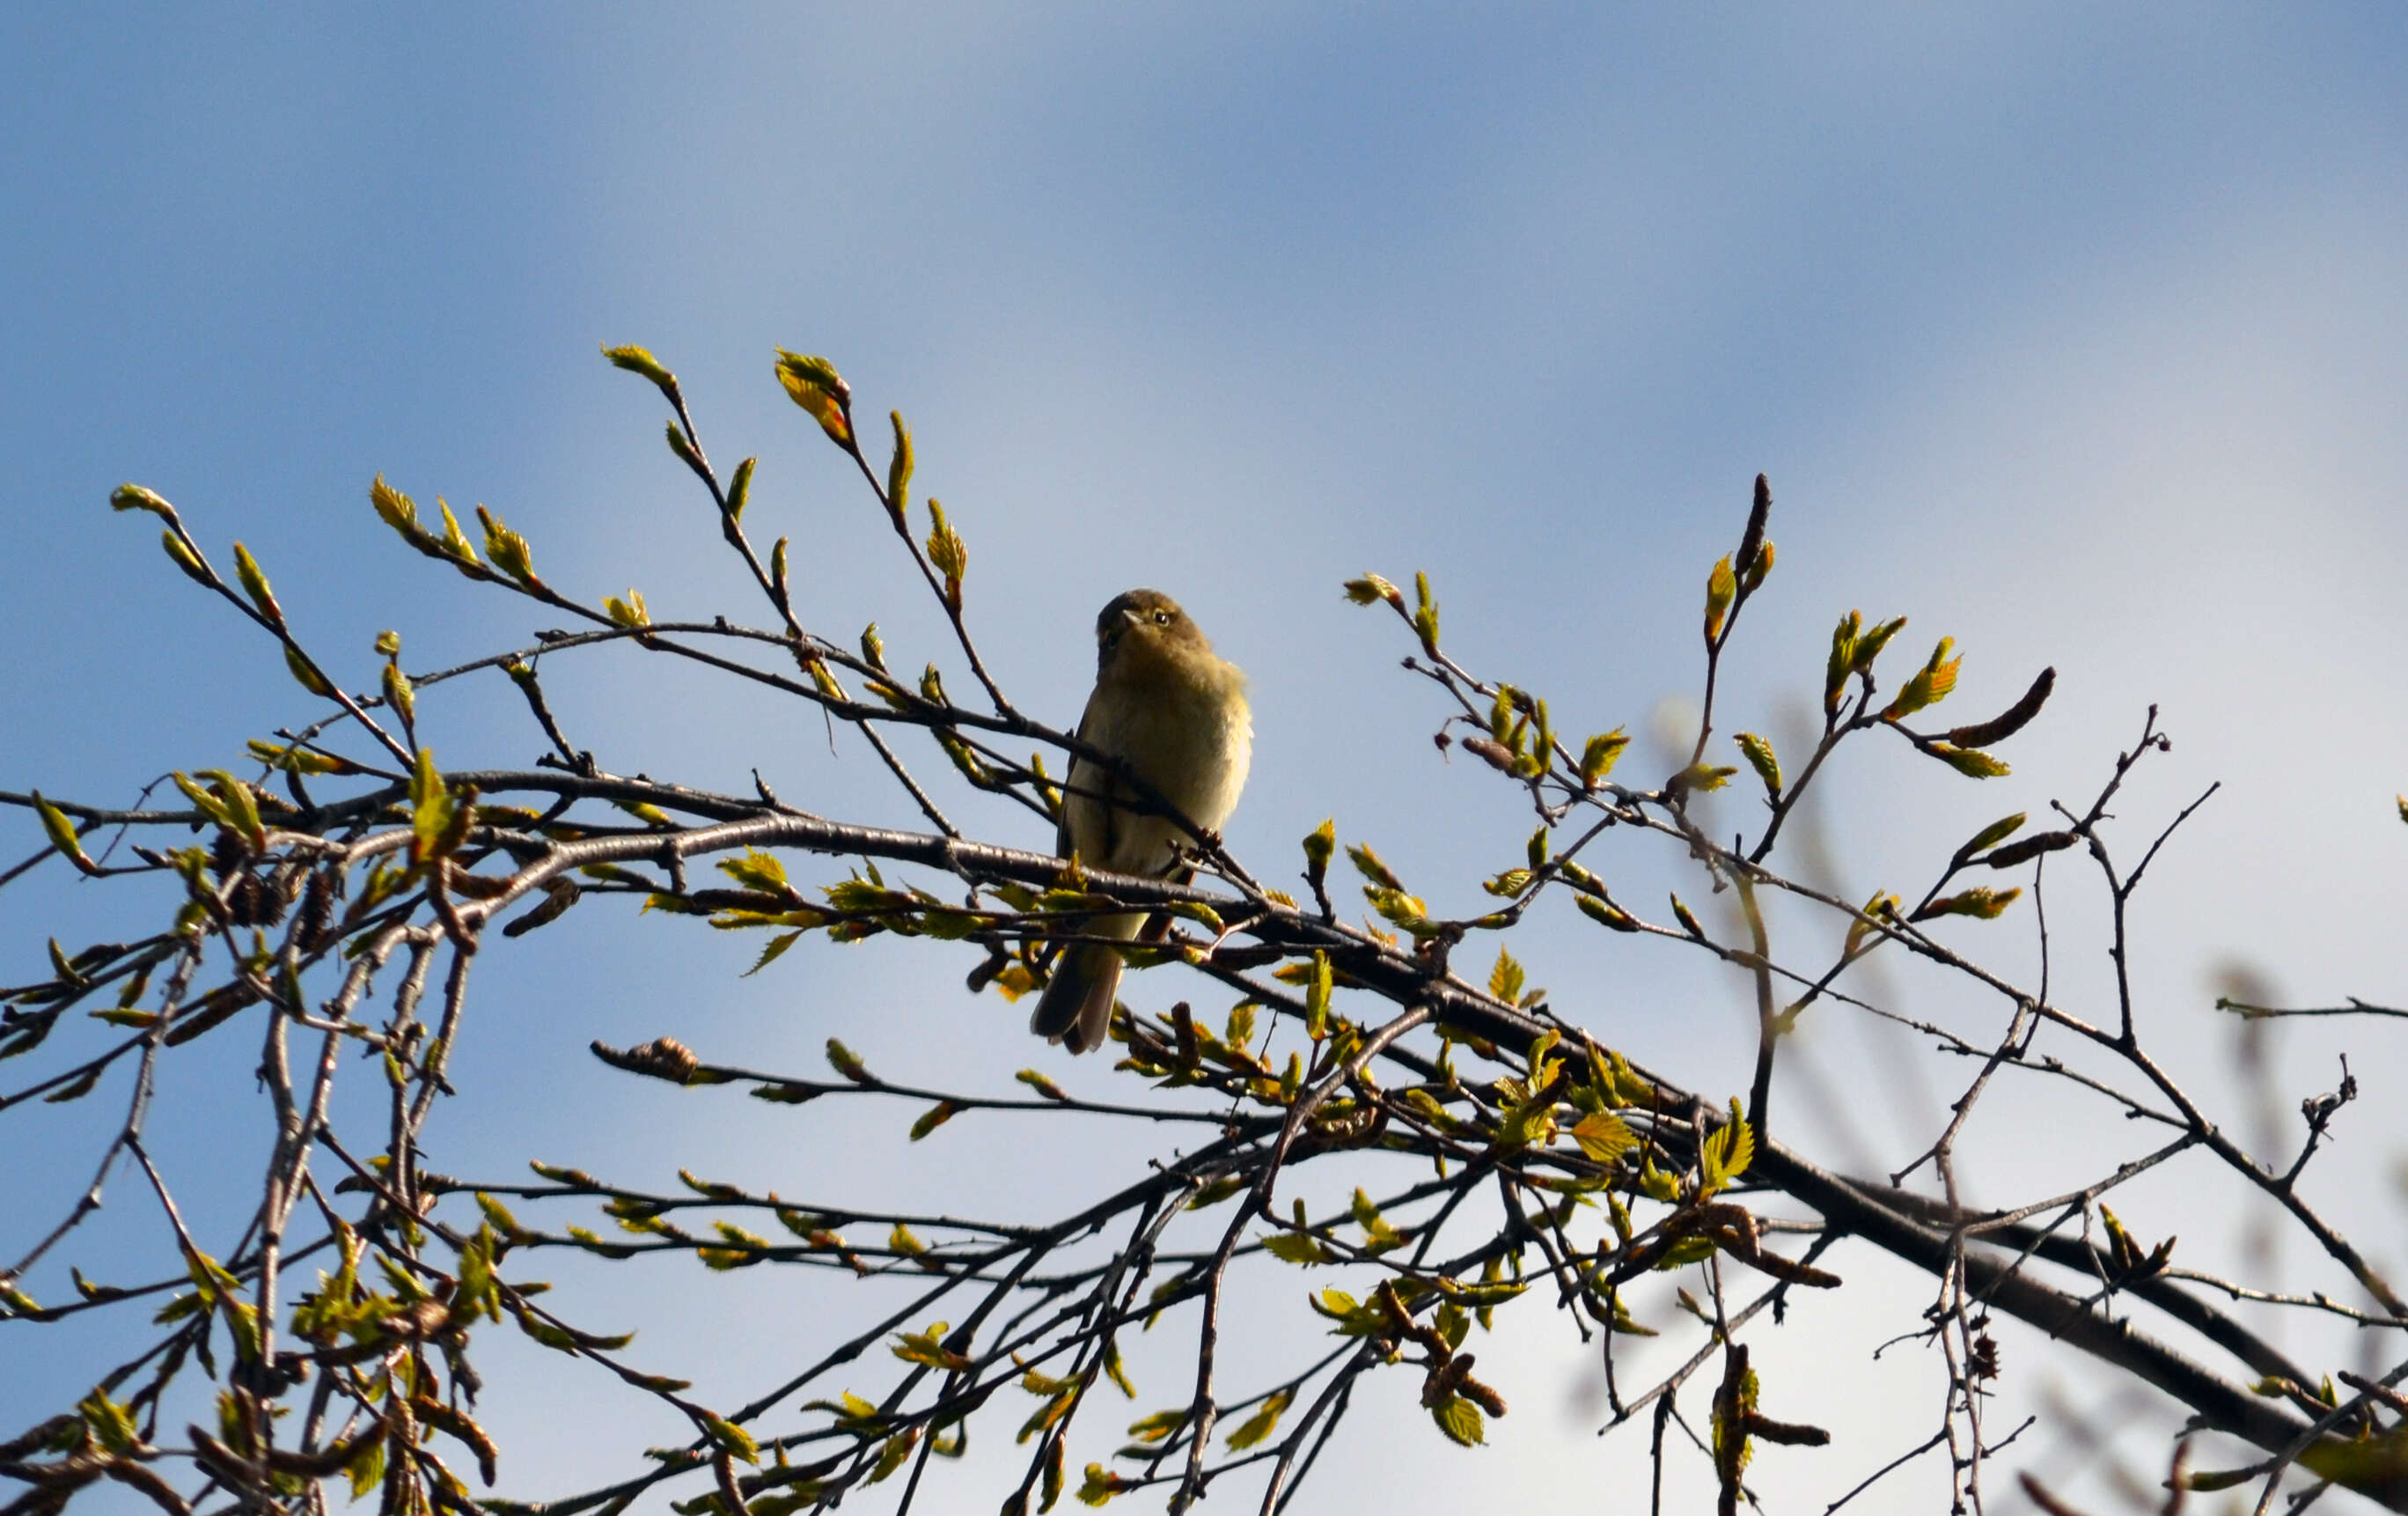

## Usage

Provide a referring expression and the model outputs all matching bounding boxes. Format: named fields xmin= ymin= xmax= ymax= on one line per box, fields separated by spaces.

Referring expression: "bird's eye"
xmin=1153 ymin=610 xmax=1171 ymax=624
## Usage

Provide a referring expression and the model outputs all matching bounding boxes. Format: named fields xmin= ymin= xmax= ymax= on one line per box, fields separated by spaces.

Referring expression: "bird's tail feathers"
xmin=1029 ymin=942 xmax=1124 ymax=1054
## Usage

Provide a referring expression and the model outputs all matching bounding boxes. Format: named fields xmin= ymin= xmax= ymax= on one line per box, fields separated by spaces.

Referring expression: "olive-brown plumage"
xmin=1030 ymin=590 xmax=1252 ymax=1053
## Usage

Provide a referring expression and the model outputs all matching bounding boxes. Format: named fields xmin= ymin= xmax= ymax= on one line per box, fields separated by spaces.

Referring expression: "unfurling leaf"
xmin=1734 ymin=732 xmax=1780 ymax=798
xmin=1926 ymin=743 xmax=2010 ymax=779
xmin=1703 ymin=555 xmax=1737 ymax=643
xmin=603 ymin=343 xmax=680 ymax=401
xmin=1412 ymin=570 xmax=1440 ymax=650
xmin=1342 ymin=572 xmax=1403 ymax=607
xmin=1579 ymin=729 xmax=1630 ymax=788
xmin=775 ymin=349 xmax=854 ymax=447
xmin=702 ymin=1416 xmax=759 ymax=1464
xmin=924 ymin=499 xmax=967 ymax=602
xmin=1262 ymin=1232 xmax=1333 ymax=1266
xmin=1912 ymin=887 xmax=2022 ymax=922
xmin=1304 ymin=950 xmax=1333 ymax=1040
xmin=1843 ymin=893 xmax=1900 ymax=958
xmin=1672 ymin=762 xmax=1736 ymax=795
xmin=1823 ymin=610 xmax=1861 ymax=716
xmin=1345 ymin=843 xmax=1403 ymax=892
xmin=826 ymin=1039 xmax=873 ymax=1085
xmin=605 ymin=590 xmax=651 ymax=629
xmin=475 ymin=505 xmax=541 ymax=589
xmin=1956 ymin=813 xmax=2027 ymax=862
xmin=1488 ymin=947 xmax=1524 ymax=1005
xmin=1882 ymin=637 xmax=1961 ymax=720
xmin=1700 ymin=1099 xmax=1754 ymax=1193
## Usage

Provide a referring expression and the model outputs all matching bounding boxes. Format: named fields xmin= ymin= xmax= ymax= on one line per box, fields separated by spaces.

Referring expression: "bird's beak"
xmin=1120 ymin=607 xmax=1146 ymax=628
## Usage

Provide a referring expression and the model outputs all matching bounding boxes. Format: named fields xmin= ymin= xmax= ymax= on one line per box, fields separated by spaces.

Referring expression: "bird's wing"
xmin=1059 ymin=689 xmax=1124 ymax=866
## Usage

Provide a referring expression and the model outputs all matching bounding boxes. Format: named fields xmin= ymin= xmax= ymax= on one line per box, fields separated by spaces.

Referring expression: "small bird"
xmin=1029 ymin=589 xmax=1252 ymax=1053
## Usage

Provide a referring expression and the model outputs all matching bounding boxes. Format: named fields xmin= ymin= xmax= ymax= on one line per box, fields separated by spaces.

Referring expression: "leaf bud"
xmin=1944 ymin=666 xmax=2056 ymax=747
xmin=726 ymin=456 xmax=756 ymax=523
xmin=111 ymin=483 xmax=177 ymax=520
xmin=160 ymin=530 xmax=212 ymax=586
xmin=1735 ymin=474 xmax=1771 ymax=587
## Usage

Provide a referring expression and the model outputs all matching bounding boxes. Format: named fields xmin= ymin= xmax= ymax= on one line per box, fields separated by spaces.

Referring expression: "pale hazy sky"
xmin=6 ymin=7 xmax=2407 ymax=1512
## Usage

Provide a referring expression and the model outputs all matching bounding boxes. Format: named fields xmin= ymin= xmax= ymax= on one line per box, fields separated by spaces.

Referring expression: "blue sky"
xmin=6 ymin=6 xmax=2408 ymax=1512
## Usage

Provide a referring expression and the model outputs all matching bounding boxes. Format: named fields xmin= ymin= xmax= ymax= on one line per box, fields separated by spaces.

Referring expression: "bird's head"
xmin=1095 ymin=588 xmax=1212 ymax=675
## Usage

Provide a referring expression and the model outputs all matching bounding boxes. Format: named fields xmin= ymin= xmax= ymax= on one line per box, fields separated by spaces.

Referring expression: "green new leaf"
xmin=1575 ymin=894 xmax=1640 ymax=932
xmin=1734 ymin=732 xmax=1780 ymax=798
xmin=1673 ymin=762 xmax=1736 ymax=794
xmin=702 ymin=1416 xmax=759 ymax=1464
xmin=410 ymin=749 xmax=456 ymax=864
xmin=605 ymin=590 xmax=651 ymax=629
xmin=1703 ymin=554 xmax=1737 ymax=642
xmin=603 ymin=343 xmax=679 ymax=401
xmin=1017 ymin=1068 xmax=1072 ymax=1102
xmin=1956 ymin=813 xmax=2027 ymax=861
xmin=1927 ymin=743 xmax=2010 ymax=778
xmin=1824 ymin=610 xmax=1861 ymax=714
xmin=111 ymin=482 xmax=176 ymax=519
xmin=717 ymin=850 xmax=789 ymax=894
xmin=1572 ymin=1109 xmax=1637 ymax=1164
xmin=1851 ymin=615 xmax=1907 ymax=676
xmin=1912 ymin=886 xmax=2022 ymax=922
xmin=1431 ymin=1394 xmax=1485 ymax=1447
xmin=1262 ymin=1232 xmax=1333 ymax=1266
xmin=1364 ymin=887 xmax=1434 ymax=935
xmin=1699 ymin=1100 xmax=1754 ymax=1195
xmin=1344 ymin=842 xmax=1402 ymax=891
xmin=1579 ymin=730 xmax=1630 ymax=788
xmin=925 ymin=499 xmax=967 ymax=602
xmin=775 ymin=349 xmax=854 ymax=447
xmin=32 ymin=793 xmax=96 ymax=876
xmin=476 ymin=505 xmax=541 ymax=589
xmin=1883 ymin=637 xmax=1961 ymax=720
xmin=1488 ymin=946 xmax=1524 ymax=1005
xmin=910 ymin=1100 xmax=965 ymax=1141
xmin=1224 ymin=1389 xmax=1293 ymax=1451
xmin=159 ymin=530 xmax=213 ymax=586
xmin=1342 ymin=572 xmax=1402 ymax=607
xmin=1304 ymin=950 xmax=1333 ymax=1040
xmin=1413 ymin=570 xmax=1440 ymax=650
xmin=726 ymin=455 xmax=756 ymax=522
xmin=886 ymin=412 xmax=914 ymax=518
xmin=284 ymin=644 xmax=334 ymax=697
xmin=826 ymin=1038 xmax=873 ymax=1084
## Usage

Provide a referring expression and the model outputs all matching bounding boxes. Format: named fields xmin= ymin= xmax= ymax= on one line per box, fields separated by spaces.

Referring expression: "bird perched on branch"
xmin=1030 ymin=589 xmax=1252 ymax=1053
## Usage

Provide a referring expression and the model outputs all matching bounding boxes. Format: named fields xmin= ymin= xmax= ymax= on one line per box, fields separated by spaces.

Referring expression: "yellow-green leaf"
xmin=775 ymin=349 xmax=854 ymax=447
xmin=1224 ymin=1389 xmax=1292 ymax=1452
